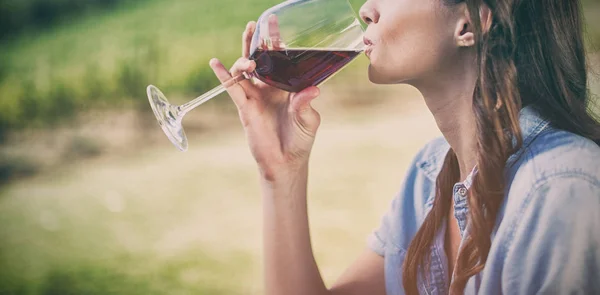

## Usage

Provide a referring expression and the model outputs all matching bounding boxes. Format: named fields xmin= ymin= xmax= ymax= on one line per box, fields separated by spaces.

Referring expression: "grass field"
xmin=0 ymin=82 xmax=441 ymax=294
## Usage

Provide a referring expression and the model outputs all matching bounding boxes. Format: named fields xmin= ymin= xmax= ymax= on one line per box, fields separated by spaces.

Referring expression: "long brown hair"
xmin=402 ymin=0 xmax=600 ymax=293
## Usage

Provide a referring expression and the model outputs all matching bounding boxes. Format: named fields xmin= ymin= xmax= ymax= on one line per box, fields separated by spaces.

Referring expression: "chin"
xmin=367 ymin=64 xmax=399 ymax=85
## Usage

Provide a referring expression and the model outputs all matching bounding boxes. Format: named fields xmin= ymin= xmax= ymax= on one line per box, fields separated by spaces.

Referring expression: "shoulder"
xmin=494 ymin=129 xmax=600 ymax=293
xmin=501 ymin=127 xmax=600 ymax=254
xmin=507 ymin=127 xmax=600 ymax=200
xmin=525 ymin=127 xmax=600 ymax=176
xmin=499 ymin=173 xmax=600 ymax=294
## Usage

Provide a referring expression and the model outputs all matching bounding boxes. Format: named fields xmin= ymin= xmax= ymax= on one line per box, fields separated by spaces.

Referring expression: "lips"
xmin=363 ymin=37 xmax=374 ymax=58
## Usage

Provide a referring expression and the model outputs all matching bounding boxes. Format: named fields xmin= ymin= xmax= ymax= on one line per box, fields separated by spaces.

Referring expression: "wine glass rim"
xmin=250 ymin=0 xmax=363 ymax=55
xmin=263 ymin=0 xmax=357 ymax=16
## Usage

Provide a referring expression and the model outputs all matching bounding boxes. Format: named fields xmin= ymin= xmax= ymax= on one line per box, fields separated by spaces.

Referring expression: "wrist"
xmin=259 ymin=162 xmax=309 ymax=188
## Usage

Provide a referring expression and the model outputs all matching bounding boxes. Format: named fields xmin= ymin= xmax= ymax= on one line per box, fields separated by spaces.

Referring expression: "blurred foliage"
xmin=0 ymin=0 xmax=142 ymax=40
xmin=0 ymin=152 xmax=39 ymax=185
xmin=0 ymin=0 xmax=284 ymax=140
xmin=0 ymin=0 xmax=598 ymax=141
xmin=62 ymin=135 xmax=104 ymax=160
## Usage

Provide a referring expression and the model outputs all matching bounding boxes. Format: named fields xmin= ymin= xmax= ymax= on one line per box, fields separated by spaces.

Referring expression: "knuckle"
xmin=231 ymin=60 xmax=246 ymax=72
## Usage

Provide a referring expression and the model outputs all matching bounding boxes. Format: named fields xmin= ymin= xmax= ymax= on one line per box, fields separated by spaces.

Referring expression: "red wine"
xmin=250 ymin=48 xmax=362 ymax=93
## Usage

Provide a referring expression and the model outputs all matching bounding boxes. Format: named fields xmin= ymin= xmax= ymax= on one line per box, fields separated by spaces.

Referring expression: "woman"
xmin=209 ymin=0 xmax=600 ymax=294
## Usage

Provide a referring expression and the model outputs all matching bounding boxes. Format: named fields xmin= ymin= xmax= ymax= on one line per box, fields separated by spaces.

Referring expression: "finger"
xmin=290 ymin=86 xmax=320 ymax=113
xmin=230 ymin=57 xmax=256 ymax=90
xmin=242 ymin=21 xmax=256 ymax=58
xmin=260 ymin=39 xmax=268 ymax=51
xmin=268 ymin=14 xmax=284 ymax=50
xmin=209 ymin=58 xmax=248 ymax=108
xmin=290 ymin=87 xmax=321 ymax=131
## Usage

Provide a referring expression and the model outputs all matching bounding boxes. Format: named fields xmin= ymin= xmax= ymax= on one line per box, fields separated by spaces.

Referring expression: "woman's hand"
xmin=209 ymin=21 xmax=321 ymax=181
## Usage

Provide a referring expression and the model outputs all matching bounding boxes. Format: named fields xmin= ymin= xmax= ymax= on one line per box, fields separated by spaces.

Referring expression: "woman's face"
xmin=360 ymin=0 xmax=464 ymax=85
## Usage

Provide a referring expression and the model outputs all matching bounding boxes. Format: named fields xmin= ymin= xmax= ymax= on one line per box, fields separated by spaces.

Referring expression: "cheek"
xmin=368 ymin=2 xmax=455 ymax=84
xmin=369 ymin=36 xmax=424 ymax=84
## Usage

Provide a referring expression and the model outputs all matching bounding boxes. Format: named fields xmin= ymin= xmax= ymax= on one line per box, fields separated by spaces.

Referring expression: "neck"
xmin=411 ymin=54 xmax=479 ymax=180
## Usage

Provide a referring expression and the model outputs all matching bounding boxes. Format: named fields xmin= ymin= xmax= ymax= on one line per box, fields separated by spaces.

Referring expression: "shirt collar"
xmin=416 ymin=105 xmax=551 ymax=182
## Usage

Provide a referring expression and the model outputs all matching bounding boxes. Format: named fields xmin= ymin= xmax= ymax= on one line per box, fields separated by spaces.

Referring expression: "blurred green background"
xmin=0 ymin=0 xmax=599 ymax=294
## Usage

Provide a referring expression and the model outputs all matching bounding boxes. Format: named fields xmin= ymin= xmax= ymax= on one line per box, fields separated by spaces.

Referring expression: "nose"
xmin=359 ymin=0 xmax=379 ymax=25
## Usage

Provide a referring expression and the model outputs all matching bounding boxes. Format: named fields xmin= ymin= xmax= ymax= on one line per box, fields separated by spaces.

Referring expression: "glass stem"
xmin=177 ymin=73 xmax=250 ymax=116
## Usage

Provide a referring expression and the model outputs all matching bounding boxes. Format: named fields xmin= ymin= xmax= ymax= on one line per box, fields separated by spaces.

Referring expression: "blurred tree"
xmin=0 ymin=0 xmax=138 ymax=40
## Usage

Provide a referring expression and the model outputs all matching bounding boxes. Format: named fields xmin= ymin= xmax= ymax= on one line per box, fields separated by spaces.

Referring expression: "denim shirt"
xmin=368 ymin=106 xmax=600 ymax=294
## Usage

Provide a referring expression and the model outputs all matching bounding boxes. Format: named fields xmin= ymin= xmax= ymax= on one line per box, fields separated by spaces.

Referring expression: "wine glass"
xmin=147 ymin=0 xmax=365 ymax=151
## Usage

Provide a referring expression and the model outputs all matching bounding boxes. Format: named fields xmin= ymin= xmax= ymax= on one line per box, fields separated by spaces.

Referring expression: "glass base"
xmin=147 ymin=85 xmax=188 ymax=151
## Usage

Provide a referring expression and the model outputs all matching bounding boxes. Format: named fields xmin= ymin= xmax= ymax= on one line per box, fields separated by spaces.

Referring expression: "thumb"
xmin=290 ymin=86 xmax=321 ymax=131
xmin=290 ymin=86 xmax=320 ymax=113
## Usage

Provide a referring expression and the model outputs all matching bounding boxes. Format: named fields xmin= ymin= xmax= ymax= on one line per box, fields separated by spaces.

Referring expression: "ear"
xmin=454 ymin=4 xmax=492 ymax=48
xmin=480 ymin=4 xmax=492 ymax=34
